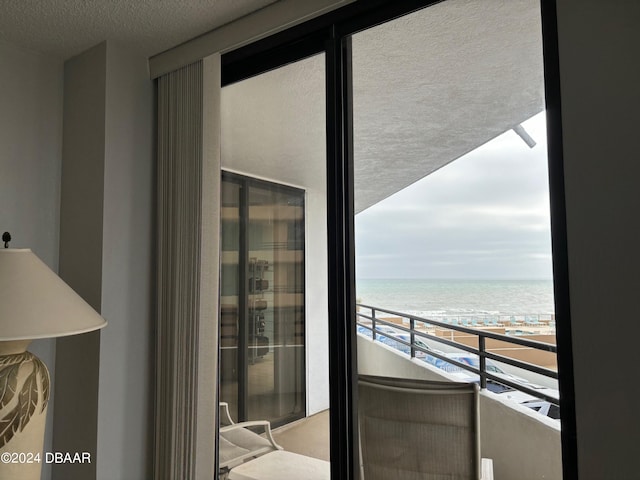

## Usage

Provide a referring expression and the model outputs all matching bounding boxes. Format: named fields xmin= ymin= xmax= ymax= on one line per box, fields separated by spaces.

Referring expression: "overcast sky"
xmin=355 ymin=112 xmax=553 ymax=280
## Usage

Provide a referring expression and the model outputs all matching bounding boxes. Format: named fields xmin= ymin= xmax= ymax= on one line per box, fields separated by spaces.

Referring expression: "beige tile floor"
xmin=272 ymin=409 xmax=330 ymax=462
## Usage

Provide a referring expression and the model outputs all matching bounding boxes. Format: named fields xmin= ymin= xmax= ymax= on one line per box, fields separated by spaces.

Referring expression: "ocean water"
xmin=356 ymin=278 xmax=555 ymax=318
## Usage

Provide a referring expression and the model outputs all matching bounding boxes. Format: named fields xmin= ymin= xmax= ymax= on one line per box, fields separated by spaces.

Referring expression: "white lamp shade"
xmin=0 ymin=249 xmax=106 ymax=340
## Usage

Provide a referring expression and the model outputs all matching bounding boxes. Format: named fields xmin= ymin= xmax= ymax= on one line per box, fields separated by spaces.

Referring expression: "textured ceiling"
xmin=352 ymin=0 xmax=545 ymax=212
xmin=0 ymin=0 xmax=278 ymax=60
xmin=220 ymin=0 xmax=545 ymax=214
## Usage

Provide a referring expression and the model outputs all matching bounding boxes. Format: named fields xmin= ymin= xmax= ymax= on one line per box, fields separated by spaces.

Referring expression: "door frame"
xmin=220 ymin=1 xmax=576 ymax=478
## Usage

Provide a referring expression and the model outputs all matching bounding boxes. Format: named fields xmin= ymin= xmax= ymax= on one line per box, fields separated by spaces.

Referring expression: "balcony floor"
xmin=272 ymin=409 xmax=330 ymax=462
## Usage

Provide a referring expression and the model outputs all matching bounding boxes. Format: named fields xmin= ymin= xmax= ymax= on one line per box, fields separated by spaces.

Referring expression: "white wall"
xmin=0 ymin=39 xmax=63 ymax=480
xmin=0 ymin=41 xmax=63 ymax=262
xmin=97 ymin=42 xmax=154 ymax=480
xmin=304 ymin=188 xmax=330 ymax=415
xmin=357 ymin=335 xmax=562 ymax=479
xmin=53 ymin=42 xmax=107 ymax=480
xmin=52 ymin=41 xmax=154 ymax=480
xmin=555 ymin=2 xmax=640 ymax=478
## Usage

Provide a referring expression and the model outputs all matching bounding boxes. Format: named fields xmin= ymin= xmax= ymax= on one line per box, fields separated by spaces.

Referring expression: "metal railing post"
xmin=371 ymin=308 xmax=376 ymax=341
xmin=410 ymin=318 xmax=415 ymax=358
xmin=479 ymin=336 xmax=487 ymax=390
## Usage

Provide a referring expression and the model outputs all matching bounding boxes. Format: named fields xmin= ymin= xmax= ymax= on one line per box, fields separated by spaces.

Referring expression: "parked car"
xmin=428 ymin=353 xmax=561 ymax=419
xmin=423 ymin=352 xmax=505 ymax=374
xmin=356 ymin=324 xmax=436 ymax=360
xmin=520 ymin=399 xmax=560 ymax=420
xmin=357 ymin=324 xmax=561 ymax=420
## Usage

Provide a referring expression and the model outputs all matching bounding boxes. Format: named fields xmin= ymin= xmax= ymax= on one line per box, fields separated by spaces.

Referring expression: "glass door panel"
xmin=220 ymin=51 xmax=329 ymax=448
xmin=220 ymin=173 xmax=307 ymax=427
xmin=246 ymin=179 xmax=305 ymax=423
xmin=351 ymin=1 xmax=561 ymax=479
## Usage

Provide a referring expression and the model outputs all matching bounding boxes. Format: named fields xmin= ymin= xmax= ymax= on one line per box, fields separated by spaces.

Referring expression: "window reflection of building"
xmin=220 ymin=172 xmax=305 ymax=427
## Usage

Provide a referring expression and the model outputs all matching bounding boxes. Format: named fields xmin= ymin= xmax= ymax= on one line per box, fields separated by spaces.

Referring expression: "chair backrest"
xmin=219 ymin=402 xmax=235 ymax=426
xmin=217 ymin=402 xmax=282 ymax=472
xmin=358 ymin=375 xmax=481 ymax=480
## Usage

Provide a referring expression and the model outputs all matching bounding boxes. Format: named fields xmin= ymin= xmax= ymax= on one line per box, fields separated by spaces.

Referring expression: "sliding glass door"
xmin=218 ymin=1 xmax=573 ymax=478
xmin=220 ymin=52 xmax=330 ymax=438
xmin=220 ymin=172 xmax=306 ymax=426
xmin=351 ymin=2 xmax=562 ymax=478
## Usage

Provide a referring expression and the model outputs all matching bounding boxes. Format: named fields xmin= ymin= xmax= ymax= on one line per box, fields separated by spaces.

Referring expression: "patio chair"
xmin=484 ymin=316 xmax=499 ymax=327
xmin=219 ymin=402 xmax=283 ymax=473
xmin=525 ymin=315 xmax=540 ymax=326
xmin=358 ymin=375 xmax=493 ymax=480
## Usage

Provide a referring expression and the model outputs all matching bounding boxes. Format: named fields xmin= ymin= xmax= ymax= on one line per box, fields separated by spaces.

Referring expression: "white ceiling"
xmin=0 ymin=0 xmax=278 ymax=60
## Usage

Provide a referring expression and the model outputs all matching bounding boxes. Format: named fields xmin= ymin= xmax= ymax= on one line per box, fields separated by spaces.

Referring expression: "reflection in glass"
xmin=220 ymin=180 xmax=241 ymax=421
xmin=220 ymin=173 xmax=305 ymax=426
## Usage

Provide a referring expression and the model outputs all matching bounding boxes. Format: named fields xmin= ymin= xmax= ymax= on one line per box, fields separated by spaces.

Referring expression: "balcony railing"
xmin=356 ymin=304 xmax=559 ymax=406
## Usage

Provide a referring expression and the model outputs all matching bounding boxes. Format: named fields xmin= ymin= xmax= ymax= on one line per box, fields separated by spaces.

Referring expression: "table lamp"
xmin=0 ymin=233 xmax=107 ymax=480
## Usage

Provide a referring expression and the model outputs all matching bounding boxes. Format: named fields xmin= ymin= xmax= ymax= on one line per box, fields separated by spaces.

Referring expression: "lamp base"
xmin=0 ymin=341 xmax=50 ymax=480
